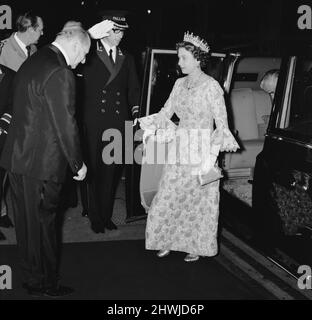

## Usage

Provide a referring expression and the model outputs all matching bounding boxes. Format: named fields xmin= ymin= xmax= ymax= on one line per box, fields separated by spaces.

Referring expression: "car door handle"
xmin=290 ymin=172 xmax=310 ymax=191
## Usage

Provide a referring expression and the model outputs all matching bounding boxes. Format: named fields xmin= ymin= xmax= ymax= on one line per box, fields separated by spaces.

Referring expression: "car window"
xmin=233 ymin=57 xmax=281 ymax=89
xmin=143 ymin=50 xmax=227 ymax=120
xmin=278 ymin=57 xmax=312 ymax=140
xmin=148 ymin=52 xmax=179 ymax=116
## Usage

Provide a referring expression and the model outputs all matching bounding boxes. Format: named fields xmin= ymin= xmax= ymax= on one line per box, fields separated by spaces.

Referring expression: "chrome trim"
xmin=268 ymin=133 xmax=312 ymax=149
xmin=278 ymin=57 xmax=296 ymax=128
xmin=224 ymin=54 xmax=240 ymax=93
xmin=149 ymin=49 xmax=227 ymax=58
xmin=211 ymin=52 xmax=226 ymax=58
xmin=150 ymin=49 xmax=177 ymax=54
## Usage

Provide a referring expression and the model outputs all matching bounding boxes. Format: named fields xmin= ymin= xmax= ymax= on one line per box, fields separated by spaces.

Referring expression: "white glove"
xmin=73 ymin=162 xmax=87 ymax=181
xmin=88 ymin=20 xmax=115 ymax=39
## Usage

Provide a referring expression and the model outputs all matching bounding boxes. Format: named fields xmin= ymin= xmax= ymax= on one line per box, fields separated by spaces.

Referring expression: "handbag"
xmin=198 ymin=164 xmax=223 ymax=186
xmin=198 ymin=144 xmax=223 ymax=186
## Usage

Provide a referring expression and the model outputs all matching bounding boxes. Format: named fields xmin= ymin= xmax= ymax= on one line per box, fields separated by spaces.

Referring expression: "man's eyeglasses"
xmin=112 ymin=28 xmax=125 ymax=34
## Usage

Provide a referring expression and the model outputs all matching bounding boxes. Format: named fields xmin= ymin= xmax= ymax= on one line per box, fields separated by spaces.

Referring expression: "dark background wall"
xmin=1 ymin=0 xmax=312 ymax=56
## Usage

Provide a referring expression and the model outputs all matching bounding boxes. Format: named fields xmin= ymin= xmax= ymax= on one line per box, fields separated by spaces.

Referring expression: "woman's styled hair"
xmin=176 ymin=41 xmax=210 ymax=70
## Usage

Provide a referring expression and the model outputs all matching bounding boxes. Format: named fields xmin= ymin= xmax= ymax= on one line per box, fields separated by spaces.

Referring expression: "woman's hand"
xmin=154 ymin=114 xmax=167 ymax=129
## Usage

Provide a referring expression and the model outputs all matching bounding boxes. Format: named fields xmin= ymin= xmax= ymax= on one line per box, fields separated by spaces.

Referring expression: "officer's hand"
xmin=131 ymin=106 xmax=139 ymax=126
xmin=88 ymin=20 xmax=115 ymax=39
xmin=132 ymin=117 xmax=138 ymax=127
xmin=73 ymin=162 xmax=87 ymax=181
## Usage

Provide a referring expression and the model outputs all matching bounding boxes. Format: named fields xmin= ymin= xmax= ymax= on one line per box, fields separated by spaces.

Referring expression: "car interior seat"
xmin=223 ymin=87 xmax=272 ymax=178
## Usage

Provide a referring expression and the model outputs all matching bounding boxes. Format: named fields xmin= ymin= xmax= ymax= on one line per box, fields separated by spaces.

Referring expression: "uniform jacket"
xmin=0 ymin=33 xmax=37 ymax=71
xmin=79 ymin=41 xmax=140 ymax=132
xmin=0 ymin=45 xmax=83 ymax=183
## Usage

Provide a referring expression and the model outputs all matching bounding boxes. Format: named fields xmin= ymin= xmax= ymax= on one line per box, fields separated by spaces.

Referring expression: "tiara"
xmin=183 ymin=31 xmax=210 ymax=53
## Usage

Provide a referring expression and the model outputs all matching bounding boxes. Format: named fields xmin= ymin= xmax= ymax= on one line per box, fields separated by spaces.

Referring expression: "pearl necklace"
xmin=186 ymin=72 xmax=204 ymax=90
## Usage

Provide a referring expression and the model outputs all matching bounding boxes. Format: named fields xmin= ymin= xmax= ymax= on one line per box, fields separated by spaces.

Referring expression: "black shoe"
xmin=44 ymin=285 xmax=74 ymax=298
xmin=81 ymin=210 xmax=88 ymax=217
xmin=0 ymin=215 xmax=14 ymax=228
xmin=105 ymin=220 xmax=118 ymax=230
xmin=0 ymin=230 xmax=6 ymax=241
xmin=22 ymin=283 xmax=45 ymax=297
xmin=91 ymin=224 xmax=105 ymax=234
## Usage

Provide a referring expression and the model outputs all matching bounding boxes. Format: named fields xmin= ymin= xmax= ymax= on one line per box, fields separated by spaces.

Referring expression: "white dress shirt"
xmin=14 ymin=33 xmax=28 ymax=57
xmin=51 ymin=41 xmax=70 ymax=66
xmin=100 ymin=40 xmax=116 ymax=62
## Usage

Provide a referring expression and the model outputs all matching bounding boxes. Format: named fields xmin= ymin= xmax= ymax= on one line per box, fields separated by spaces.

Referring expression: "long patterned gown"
xmin=145 ymin=74 xmax=239 ymax=257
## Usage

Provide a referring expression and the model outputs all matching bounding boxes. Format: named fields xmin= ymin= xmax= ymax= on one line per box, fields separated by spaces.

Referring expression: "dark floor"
xmin=0 ymin=180 xmax=147 ymax=245
xmin=0 ymin=239 xmax=275 ymax=300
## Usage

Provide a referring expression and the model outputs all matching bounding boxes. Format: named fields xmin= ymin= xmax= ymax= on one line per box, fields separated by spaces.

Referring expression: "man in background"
xmin=0 ymin=11 xmax=44 ymax=228
xmin=0 ymin=11 xmax=44 ymax=71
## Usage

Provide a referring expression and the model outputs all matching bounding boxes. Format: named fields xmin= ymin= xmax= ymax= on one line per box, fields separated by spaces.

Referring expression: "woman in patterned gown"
xmin=145 ymin=32 xmax=239 ymax=262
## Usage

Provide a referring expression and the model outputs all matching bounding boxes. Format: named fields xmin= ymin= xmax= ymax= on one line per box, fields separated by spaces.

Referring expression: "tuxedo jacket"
xmin=79 ymin=41 xmax=141 ymax=133
xmin=0 ymin=34 xmax=37 ymax=71
xmin=0 ymin=45 xmax=83 ymax=183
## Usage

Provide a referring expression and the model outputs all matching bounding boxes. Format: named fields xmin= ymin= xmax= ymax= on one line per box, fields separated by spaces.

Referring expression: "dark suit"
xmin=0 ymin=65 xmax=15 ymax=234
xmin=79 ymin=41 xmax=140 ymax=230
xmin=0 ymin=65 xmax=15 ymax=153
xmin=0 ymin=45 xmax=83 ymax=289
xmin=0 ymin=65 xmax=15 ymax=217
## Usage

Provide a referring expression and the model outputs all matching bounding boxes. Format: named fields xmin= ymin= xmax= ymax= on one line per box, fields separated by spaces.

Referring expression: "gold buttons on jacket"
xmin=116 ymin=92 xmax=120 ymax=96
xmin=101 ymin=108 xmax=105 ymax=113
xmin=116 ymin=101 xmax=120 ymax=105
xmin=116 ymin=110 xmax=120 ymax=114
xmin=103 ymin=90 xmax=106 ymax=94
xmin=101 ymin=99 xmax=106 ymax=103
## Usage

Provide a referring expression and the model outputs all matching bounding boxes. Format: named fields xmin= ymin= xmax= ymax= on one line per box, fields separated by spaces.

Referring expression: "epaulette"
xmin=97 ymin=40 xmax=104 ymax=52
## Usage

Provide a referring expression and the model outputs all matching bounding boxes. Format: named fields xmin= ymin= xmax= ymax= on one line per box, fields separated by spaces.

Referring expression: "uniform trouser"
xmin=84 ymin=125 xmax=132 ymax=227
xmin=8 ymin=172 xmax=62 ymax=288
xmin=89 ymin=163 xmax=123 ymax=226
xmin=81 ymin=165 xmax=132 ymax=227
